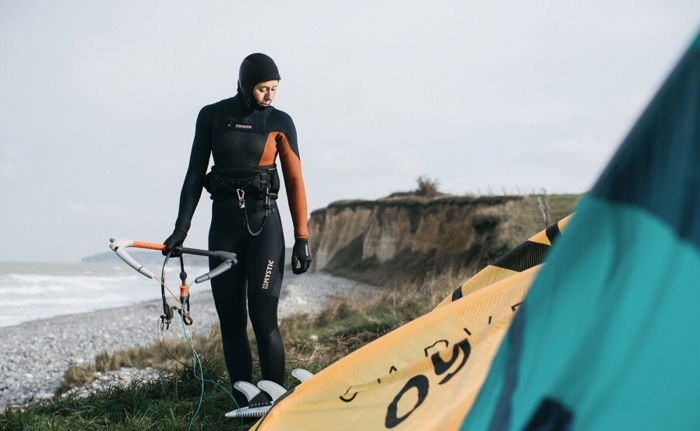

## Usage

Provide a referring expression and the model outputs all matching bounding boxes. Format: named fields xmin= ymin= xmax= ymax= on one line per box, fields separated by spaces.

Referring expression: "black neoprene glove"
xmin=291 ymin=238 xmax=312 ymax=274
xmin=162 ymin=229 xmax=187 ymax=257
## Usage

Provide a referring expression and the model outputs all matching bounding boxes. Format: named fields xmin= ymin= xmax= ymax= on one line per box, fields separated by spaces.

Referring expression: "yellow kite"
xmin=253 ymin=216 xmax=571 ymax=430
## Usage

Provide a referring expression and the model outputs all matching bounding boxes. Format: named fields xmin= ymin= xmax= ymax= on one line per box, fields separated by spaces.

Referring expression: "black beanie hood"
xmin=237 ymin=53 xmax=281 ymax=107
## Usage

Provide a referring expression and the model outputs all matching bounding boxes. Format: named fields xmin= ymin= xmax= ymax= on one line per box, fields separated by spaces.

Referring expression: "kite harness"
xmin=203 ymin=164 xmax=280 ymax=236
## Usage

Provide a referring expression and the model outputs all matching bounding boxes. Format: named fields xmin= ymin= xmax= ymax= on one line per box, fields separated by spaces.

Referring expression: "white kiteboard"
xmin=225 ymin=368 xmax=314 ymax=419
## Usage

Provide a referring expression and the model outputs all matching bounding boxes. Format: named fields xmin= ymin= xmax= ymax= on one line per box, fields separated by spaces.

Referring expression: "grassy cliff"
xmin=310 ymin=193 xmax=580 ymax=287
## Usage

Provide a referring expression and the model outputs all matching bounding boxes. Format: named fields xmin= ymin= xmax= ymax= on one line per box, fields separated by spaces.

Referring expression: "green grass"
xmin=1 ymin=361 xmax=254 ymax=431
xmin=55 ymin=327 xmax=226 ymax=396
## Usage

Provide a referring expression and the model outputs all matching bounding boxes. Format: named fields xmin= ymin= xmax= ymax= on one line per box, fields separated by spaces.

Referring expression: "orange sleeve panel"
xmin=258 ymin=132 xmax=279 ymax=166
xmin=276 ymin=132 xmax=309 ymax=239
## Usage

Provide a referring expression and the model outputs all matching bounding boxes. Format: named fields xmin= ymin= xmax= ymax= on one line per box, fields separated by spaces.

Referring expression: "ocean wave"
xmin=0 ymin=285 xmax=68 ymax=295
xmin=0 ymin=294 xmax=127 ymax=307
xmin=0 ymin=273 xmax=145 ymax=295
xmin=7 ymin=273 xmax=139 ymax=283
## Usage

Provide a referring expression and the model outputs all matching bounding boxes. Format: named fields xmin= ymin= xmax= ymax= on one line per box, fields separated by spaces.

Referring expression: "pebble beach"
xmin=0 ymin=271 xmax=378 ymax=408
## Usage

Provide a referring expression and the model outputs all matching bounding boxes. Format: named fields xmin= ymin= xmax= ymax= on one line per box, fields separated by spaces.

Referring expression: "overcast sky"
xmin=1 ymin=1 xmax=698 ymax=262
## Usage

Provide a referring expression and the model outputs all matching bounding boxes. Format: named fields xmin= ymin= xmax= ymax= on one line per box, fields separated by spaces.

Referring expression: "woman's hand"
xmin=162 ymin=229 xmax=187 ymax=256
xmin=291 ymin=238 xmax=312 ymax=274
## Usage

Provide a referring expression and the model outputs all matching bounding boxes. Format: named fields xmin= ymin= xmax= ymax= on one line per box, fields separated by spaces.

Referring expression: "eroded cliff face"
xmin=309 ymin=194 xmax=559 ymax=285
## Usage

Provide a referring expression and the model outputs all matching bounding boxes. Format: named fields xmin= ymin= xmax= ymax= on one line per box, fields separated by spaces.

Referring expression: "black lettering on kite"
xmin=423 ymin=339 xmax=449 ymax=357
xmin=339 ymin=386 xmax=358 ymax=403
xmin=385 ymin=375 xmax=429 ymax=428
xmin=488 ymin=315 xmax=492 ymax=325
xmin=463 ymin=327 xmax=472 ymax=336
xmin=430 ymin=338 xmax=471 ymax=385
xmin=511 ymin=302 xmax=522 ymax=312
xmin=380 ymin=365 xmax=399 ymax=384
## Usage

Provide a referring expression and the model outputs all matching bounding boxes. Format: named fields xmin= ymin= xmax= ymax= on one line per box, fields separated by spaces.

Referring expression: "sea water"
xmin=0 ymin=261 xmax=211 ymax=328
xmin=0 ymin=260 xmax=379 ymax=328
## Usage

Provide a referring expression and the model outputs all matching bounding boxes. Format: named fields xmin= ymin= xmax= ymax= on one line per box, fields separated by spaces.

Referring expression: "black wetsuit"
xmin=173 ymin=93 xmax=309 ymax=390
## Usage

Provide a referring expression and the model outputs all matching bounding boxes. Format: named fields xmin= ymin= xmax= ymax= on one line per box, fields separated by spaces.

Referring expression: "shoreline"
xmin=0 ymin=271 xmax=379 ymax=408
xmin=0 ymin=291 xmax=220 ymax=408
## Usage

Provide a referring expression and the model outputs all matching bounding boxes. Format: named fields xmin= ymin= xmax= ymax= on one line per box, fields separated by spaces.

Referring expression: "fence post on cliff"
xmin=536 ymin=188 xmax=551 ymax=228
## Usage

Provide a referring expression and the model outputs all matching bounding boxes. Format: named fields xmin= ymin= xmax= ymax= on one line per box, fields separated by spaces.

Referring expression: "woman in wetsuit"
xmin=162 ymin=53 xmax=312 ymax=403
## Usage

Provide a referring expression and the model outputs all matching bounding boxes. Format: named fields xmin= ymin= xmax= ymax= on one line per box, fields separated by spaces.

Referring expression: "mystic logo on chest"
xmin=224 ymin=120 xmax=254 ymax=130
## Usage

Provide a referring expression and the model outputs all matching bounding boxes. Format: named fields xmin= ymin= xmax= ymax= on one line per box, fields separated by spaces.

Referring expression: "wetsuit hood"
xmin=237 ymin=53 xmax=281 ymax=108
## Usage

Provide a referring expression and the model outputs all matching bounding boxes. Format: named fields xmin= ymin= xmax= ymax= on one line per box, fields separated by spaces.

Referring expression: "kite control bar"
xmin=108 ymin=238 xmax=237 ymax=283
xmin=109 ymin=238 xmax=238 ymax=328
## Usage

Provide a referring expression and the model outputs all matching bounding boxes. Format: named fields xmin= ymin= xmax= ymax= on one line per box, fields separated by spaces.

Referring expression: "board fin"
xmin=257 ymin=380 xmax=288 ymax=402
xmin=225 ymin=378 xmax=298 ymax=418
xmin=233 ymin=381 xmax=261 ymax=403
xmin=226 ymin=380 xmax=274 ymax=419
xmin=291 ymin=368 xmax=314 ymax=383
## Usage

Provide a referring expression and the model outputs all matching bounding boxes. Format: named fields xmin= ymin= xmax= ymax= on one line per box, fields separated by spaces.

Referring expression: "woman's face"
xmin=253 ymin=80 xmax=279 ymax=107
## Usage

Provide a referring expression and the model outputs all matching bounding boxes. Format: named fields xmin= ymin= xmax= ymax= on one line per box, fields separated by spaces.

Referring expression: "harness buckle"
xmin=264 ymin=186 xmax=271 ymax=209
xmin=160 ymin=305 xmax=174 ymax=330
xmin=177 ymin=307 xmax=194 ymax=326
xmin=236 ymin=188 xmax=246 ymax=209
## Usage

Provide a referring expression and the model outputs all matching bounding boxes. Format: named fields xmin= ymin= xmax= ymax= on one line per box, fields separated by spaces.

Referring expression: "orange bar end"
xmin=132 ymin=241 xmax=166 ymax=251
